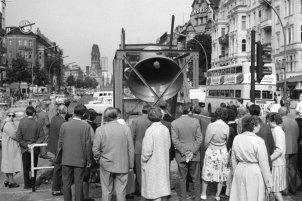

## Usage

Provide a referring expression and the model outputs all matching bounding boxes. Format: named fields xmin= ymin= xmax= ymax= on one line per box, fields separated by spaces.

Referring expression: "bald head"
xmin=57 ymin=105 xmax=67 ymax=115
xmin=278 ymin=106 xmax=288 ymax=116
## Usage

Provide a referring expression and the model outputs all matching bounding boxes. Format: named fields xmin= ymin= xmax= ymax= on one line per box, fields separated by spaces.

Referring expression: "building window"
xmin=286 ymin=0 xmax=293 ymax=16
xmin=301 ymin=26 xmax=302 ymax=42
xmin=24 ymin=51 xmax=29 ymax=59
xmin=288 ymin=27 xmax=293 ymax=44
xmin=242 ymin=16 xmax=246 ymax=30
xmin=242 ymin=39 xmax=246 ymax=52
xmin=221 ymin=28 xmax=225 ymax=36
xmin=24 ymin=40 xmax=28 ymax=46
xmin=29 ymin=40 xmax=32 ymax=46
xmin=18 ymin=40 xmax=22 ymax=46
xmin=259 ymin=10 xmax=261 ymax=19
xmin=290 ymin=56 xmax=293 ymax=72
xmin=8 ymin=39 xmax=12 ymax=46
xmin=39 ymin=52 xmax=42 ymax=60
xmin=29 ymin=51 xmax=32 ymax=59
xmin=276 ymin=32 xmax=280 ymax=49
xmin=221 ymin=46 xmax=225 ymax=56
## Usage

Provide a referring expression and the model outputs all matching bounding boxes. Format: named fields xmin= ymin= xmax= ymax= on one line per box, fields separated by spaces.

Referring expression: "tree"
xmin=187 ymin=33 xmax=212 ymax=85
xmin=5 ymin=54 xmax=31 ymax=84
xmin=66 ymin=75 xmax=75 ymax=86
xmin=83 ymin=76 xmax=99 ymax=89
xmin=34 ymin=67 xmax=49 ymax=86
xmin=76 ymin=78 xmax=83 ymax=88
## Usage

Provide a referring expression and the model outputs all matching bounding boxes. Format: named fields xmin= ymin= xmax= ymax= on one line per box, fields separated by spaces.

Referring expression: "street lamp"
xmin=261 ymin=0 xmax=287 ymax=99
xmin=174 ymin=32 xmax=209 ymax=72
xmin=48 ymin=55 xmax=68 ymax=95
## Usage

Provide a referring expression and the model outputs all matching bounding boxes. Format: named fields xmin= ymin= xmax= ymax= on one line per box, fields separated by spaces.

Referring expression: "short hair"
xmin=64 ymin=99 xmax=71 ymax=107
xmin=116 ymin=107 xmax=122 ymax=114
xmin=214 ymin=107 xmax=228 ymax=122
xmin=157 ymin=100 xmax=168 ymax=110
xmin=220 ymin=102 xmax=227 ymax=108
xmin=278 ymin=107 xmax=288 ymax=116
xmin=249 ymin=104 xmax=261 ymax=116
xmin=103 ymin=107 xmax=118 ymax=122
xmin=142 ymin=104 xmax=152 ymax=114
xmin=148 ymin=107 xmax=162 ymax=122
xmin=246 ymin=102 xmax=254 ymax=110
xmin=179 ymin=104 xmax=191 ymax=115
xmin=26 ymin=106 xmax=36 ymax=116
xmin=192 ymin=105 xmax=201 ymax=114
xmin=242 ymin=115 xmax=260 ymax=132
xmin=266 ymin=112 xmax=283 ymax=125
xmin=73 ymin=104 xmax=86 ymax=118
xmin=41 ymin=102 xmax=48 ymax=110
xmin=57 ymin=105 xmax=67 ymax=115
xmin=237 ymin=99 xmax=243 ymax=104
xmin=88 ymin=108 xmax=97 ymax=121
xmin=238 ymin=107 xmax=248 ymax=118
xmin=82 ymin=108 xmax=90 ymax=120
xmin=227 ymin=108 xmax=237 ymax=121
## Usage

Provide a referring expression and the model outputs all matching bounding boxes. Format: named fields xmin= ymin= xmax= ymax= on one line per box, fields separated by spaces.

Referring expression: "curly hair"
xmin=227 ymin=108 xmax=237 ymax=121
xmin=148 ymin=106 xmax=162 ymax=122
xmin=266 ymin=112 xmax=283 ymax=125
xmin=213 ymin=107 xmax=228 ymax=122
xmin=242 ymin=115 xmax=260 ymax=132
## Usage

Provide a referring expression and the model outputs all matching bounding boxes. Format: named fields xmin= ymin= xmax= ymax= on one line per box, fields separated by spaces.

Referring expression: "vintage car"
xmin=84 ymin=96 xmax=113 ymax=114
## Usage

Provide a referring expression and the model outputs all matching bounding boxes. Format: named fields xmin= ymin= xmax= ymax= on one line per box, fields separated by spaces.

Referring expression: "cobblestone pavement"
xmin=0 ymin=159 xmax=301 ymax=201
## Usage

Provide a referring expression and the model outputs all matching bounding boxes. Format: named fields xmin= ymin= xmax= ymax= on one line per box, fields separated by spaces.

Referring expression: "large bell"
xmin=128 ymin=47 xmax=183 ymax=102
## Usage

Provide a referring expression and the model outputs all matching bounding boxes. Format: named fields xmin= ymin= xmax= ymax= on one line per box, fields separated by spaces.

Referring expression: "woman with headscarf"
xmin=1 ymin=111 xmax=22 ymax=188
xmin=229 ymin=115 xmax=273 ymax=201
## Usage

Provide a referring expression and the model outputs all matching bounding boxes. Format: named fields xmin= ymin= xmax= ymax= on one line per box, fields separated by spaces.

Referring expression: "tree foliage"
xmin=187 ymin=33 xmax=212 ymax=85
xmin=34 ymin=67 xmax=49 ymax=86
xmin=5 ymin=54 xmax=31 ymax=84
xmin=83 ymin=76 xmax=98 ymax=89
xmin=66 ymin=75 xmax=76 ymax=86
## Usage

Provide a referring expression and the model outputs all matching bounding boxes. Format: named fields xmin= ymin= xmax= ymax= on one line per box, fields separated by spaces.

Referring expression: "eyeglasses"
xmin=8 ymin=115 xmax=15 ymax=117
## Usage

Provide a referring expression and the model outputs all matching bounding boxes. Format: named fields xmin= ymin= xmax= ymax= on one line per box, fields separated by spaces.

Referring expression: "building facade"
xmin=64 ymin=65 xmax=83 ymax=81
xmin=0 ymin=1 xmax=7 ymax=85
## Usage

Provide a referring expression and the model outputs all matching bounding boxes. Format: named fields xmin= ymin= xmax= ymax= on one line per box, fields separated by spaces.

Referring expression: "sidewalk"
xmin=0 ymin=159 xmax=302 ymax=201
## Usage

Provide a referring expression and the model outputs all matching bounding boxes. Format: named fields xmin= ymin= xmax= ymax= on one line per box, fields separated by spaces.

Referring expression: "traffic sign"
xmin=295 ymin=82 xmax=302 ymax=90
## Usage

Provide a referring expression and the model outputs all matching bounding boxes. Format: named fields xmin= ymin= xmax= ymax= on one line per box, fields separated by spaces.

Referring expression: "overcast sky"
xmin=6 ymin=0 xmax=192 ymax=72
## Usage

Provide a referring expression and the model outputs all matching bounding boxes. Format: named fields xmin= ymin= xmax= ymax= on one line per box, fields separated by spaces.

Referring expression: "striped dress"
xmin=271 ymin=126 xmax=287 ymax=192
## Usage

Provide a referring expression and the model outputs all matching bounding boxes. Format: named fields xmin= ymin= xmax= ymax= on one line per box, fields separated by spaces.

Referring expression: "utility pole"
xmin=251 ymin=30 xmax=256 ymax=103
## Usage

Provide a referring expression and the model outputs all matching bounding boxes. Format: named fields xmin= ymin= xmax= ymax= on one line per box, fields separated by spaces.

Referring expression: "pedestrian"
xmin=37 ymin=102 xmax=51 ymax=159
xmin=249 ymin=104 xmax=275 ymax=167
xmin=16 ymin=106 xmax=44 ymax=189
xmin=130 ymin=104 xmax=152 ymax=195
xmin=57 ymin=104 xmax=92 ymax=201
xmin=201 ymin=107 xmax=230 ymax=201
xmin=48 ymin=96 xmax=57 ymax=121
xmin=93 ymin=107 xmax=134 ymax=201
xmin=266 ymin=112 xmax=287 ymax=201
xmin=48 ymin=105 xmax=67 ymax=196
xmin=295 ymin=93 xmax=302 ymax=116
xmin=1 ymin=111 xmax=22 ymax=188
xmin=171 ymin=105 xmax=202 ymax=201
xmin=141 ymin=107 xmax=171 ymax=201
xmin=226 ymin=106 xmax=238 ymax=151
xmin=295 ymin=112 xmax=302 ymax=190
xmin=279 ymin=106 xmax=299 ymax=195
xmin=229 ymin=115 xmax=273 ymax=201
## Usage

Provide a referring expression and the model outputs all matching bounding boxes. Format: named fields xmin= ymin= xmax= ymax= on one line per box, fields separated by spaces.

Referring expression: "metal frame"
xmin=113 ymin=49 xmax=199 ymax=118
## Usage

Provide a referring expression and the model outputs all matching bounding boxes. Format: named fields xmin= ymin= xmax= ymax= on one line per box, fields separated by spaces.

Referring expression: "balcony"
xmin=260 ymin=19 xmax=272 ymax=30
xmin=219 ymin=34 xmax=229 ymax=46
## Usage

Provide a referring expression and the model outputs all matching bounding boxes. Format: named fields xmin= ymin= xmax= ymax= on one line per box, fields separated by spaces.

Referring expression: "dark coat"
xmin=47 ymin=115 xmax=66 ymax=154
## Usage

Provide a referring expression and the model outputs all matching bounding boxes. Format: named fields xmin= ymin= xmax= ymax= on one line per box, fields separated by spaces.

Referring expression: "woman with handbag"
xmin=229 ymin=115 xmax=273 ymax=201
xmin=266 ymin=112 xmax=287 ymax=201
xmin=1 ymin=111 xmax=22 ymax=188
xmin=200 ymin=107 xmax=230 ymax=201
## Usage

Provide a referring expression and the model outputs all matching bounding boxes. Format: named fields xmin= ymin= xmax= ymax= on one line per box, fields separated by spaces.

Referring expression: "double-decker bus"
xmin=205 ymin=62 xmax=276 ymax=114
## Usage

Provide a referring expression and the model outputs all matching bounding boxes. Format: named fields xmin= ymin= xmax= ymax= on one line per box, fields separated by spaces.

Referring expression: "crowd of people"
xmin=0 ymin=95 xmax=302 ymax=201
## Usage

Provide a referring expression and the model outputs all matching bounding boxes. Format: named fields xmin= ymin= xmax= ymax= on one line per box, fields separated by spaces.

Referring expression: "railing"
xmin=30 ymin=143 xmax=54 ymax=192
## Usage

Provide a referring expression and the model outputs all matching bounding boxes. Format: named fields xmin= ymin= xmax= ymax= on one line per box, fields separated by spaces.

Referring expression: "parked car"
xmin=85 ymin=96 xmax=113 ymax=114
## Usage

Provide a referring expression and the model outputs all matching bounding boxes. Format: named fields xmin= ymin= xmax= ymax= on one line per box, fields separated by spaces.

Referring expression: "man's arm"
xmin=36 ymin=122 xmax=45 ymax=144
xmin=92 ymin=127 xmax=102 ymax=162
xmin=85 ymin=126 xmax=92 ymax=165
xmin=56 ymin=125 xmax=64 ymax=155
xmin=125 ymin=126 xmax=134 ymax=169
xmin=15 ymin=120 xmax=28 ymax=149
xmin=192 ymin=121 xmax=203 ymax=154
xmin=171 ymin=123 xmax=187 ymax=156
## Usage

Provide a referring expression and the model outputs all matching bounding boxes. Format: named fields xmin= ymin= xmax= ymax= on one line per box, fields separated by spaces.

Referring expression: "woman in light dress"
xmin=201 ymin=107 xmax=230 ymax=201
xmin=1 ymin=111 xmax=22 ymax=188
xmin=141 ymin=107 xmax=171 ymax=201
xmin=266 ymin=112 xmax=287 ymax=201
xmin=230 ymin=115 xmax=273 ymax=201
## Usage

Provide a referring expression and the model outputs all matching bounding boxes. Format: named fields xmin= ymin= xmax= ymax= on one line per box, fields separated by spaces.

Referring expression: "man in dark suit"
xmin=279 ymin=107 xmax=299 ymax=195
xmin=171 ymin=105 xmax=203 ymax=201
xmin=57 ymin=104 xmax=92 ymax=201
xmin=16 ymin=106 xmax=44 ymax=189
xmin=37 ymin=102 xmax=51 ymax=159
xmin=93 ymin=107 xmax=134 ymax=201
xmin=130 ymin=104 xmax=152 ymax=195
xmin=47 ymin=105 xmax=67 ymax=196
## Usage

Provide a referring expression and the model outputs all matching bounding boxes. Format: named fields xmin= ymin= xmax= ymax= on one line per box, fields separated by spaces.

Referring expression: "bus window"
xmin=220 ymin=90 xmax=225 ymax=97
xmin=221 ymin=69 xmax=225 ymax=75
xmin=235 ymin=90 xmax=241 ymax=98
xmin=225 ymin=90 xmax=230 ymax=97
xmin=217 ymin=70 xmax=221 ymax=76
xmin=231 ymin=67 xmax=235 ymax=74
xmin=263 ymin=66 xmax=272 ymax=75
xmin=262 ymin=91 xmax=273 ymax=99
xmin=226 ymin=68 xmax=230 ymax=75
xmin=254 ymin=90 xmax=261 ymax=99
xmin=236 ymin=66 xmax=242 ymax=74
xmin=230 ymin=90 xmax=234 ymax=97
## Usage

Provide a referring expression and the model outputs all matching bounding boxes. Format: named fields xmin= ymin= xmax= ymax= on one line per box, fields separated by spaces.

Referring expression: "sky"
xmin=6 ymin=0 xmax=192 ymax=73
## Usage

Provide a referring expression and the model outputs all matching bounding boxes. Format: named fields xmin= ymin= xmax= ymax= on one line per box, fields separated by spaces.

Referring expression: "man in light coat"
xmin=93 ymin=107 xmax=134 ymax=201
xmin=171 ymin=105 xmax=203 ymax=201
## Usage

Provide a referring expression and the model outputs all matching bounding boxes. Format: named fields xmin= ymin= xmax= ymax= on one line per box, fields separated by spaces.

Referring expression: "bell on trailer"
xmin=128 ymin=46 xmax=183 ymax=102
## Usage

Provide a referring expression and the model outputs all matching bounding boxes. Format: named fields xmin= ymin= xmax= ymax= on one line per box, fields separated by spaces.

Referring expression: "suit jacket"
xmin=57 ymin=118 xmax=92 ymax=167
xmin=93 ymin=120 xmax=134 ymax=173
xmin=37 ymin=110 xmax=50 ymax=137
xmin=130 ymin=114 xmax=152 ymax=155
xmin=171 ymin=115 xmax=203 ymax=162
xmin=16 ymin=116 xmax=44 ymax=153
xmin=47 ymin=115 xmax=66 ymax=154
xmin=282 ymin=116 xmax=299 ymax=154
